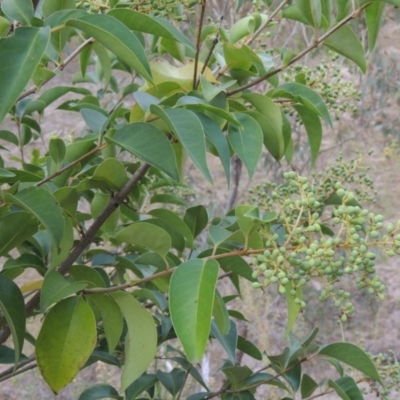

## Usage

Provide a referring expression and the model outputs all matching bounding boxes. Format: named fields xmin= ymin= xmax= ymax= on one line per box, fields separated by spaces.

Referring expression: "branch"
xmin=0 ymin=355 xmax=36 ymax=382
xmin=17 ymin=37 xmax=94 ymax=102
xmin=193 ymin=0 xmax=207 ymax=90
xmin=0 ymin=163 xmax=151 ymax=345
xmin=226 ymin=5 xmax=370 ymax=96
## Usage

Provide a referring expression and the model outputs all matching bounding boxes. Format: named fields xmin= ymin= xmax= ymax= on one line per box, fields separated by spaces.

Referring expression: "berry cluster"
xmin=248 ymin=156 xmax=398 ymax=321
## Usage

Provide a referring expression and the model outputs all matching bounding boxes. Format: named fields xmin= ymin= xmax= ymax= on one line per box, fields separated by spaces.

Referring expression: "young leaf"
xmin=0 ymin=212 xmax=38 ymax=256
xmin=285 ymin=281 xmax=302 ymax=334
xmin=111 ymin=291 xmax=157 ymax=391
xmin=0 ymin=275 xmax=26 ymax=365
xmin=66 ymin=14 xmax=152 ymax=82
xmin=0 ymin=27 xmax=50 ymax=123
xmin=78 ymin=384 xmax=123 ymax=400
xmin=40 ymin=271 xmax=87 ymax=311
xmin=1 ymin=0 xmax=34 ymax=26
xmin=36 ymin=297 xmax=97 ymax=394
xmin=114 ymin=222 xmax=171 ymax=258
xmin=4 ymin=187 xmax=65 ymax=249
xmin=319 ymin=342 xmax=382 ymax=384
xmin=324 ymin=25 xmax=366 ymax=73
xmin=150 ymin=105 xmax=213 ymax=184
xmin=228 ymin=113 xmax=263 ymax=178
xmin=107 ymin=122 xmax=179 ymax=181
xmin=169 ymin=259 xmax=219 ymax=363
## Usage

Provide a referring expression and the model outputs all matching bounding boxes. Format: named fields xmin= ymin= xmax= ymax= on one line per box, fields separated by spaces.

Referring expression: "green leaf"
xmin=125 ymin=373 xmax=158 ymax=400
xmin=184 ymin=205 xmax=208 ymax=238
xmin=150 ymin=105 xmax=213 ymax=184
xmin=324 ymin=25 xmax=366 ymax=73
xmin=111 ymin=291 xmax=157 ymax=391
xmin=294 ymin=104 xmax=322 ymax=167
xmin=235 ymin=205 xmax=262 ymax=240
xmin=0 ymin=27 xmax=50 ymax=123
xmin=54 ymin=187 xmax=78 ymax=217
xmin=169 ymin=259 xmax=219 ymax=363
xmin=0 ymin=275 xmax=26 ymax=365
xmin=328 ymin=377 xmax=363 ymax=400
xmin=148 ymin=208 xmax=193 ymax=247
xmin=78 ymin=384 xmax=123 ymax=400
xmin=66 ymin=14 xmax=152 ymax=82
xmin=213 ymin=289 xmax=230 ymax=336
xmin=319 ymin=343 xmax=382 ymax=384
xmin=49 ymin=217 xmax=74 ymax=270
xmin=156 ymin=368 xmax=186 ymax=396
xmin=49 ymin=137 xmax=66 ymax=165
xmin=211 ymin=320 xmax=238 ymax=364
xmin=108 ymin=9 xmax=195 ymax=50
xmin=42 ymin=0 xmax=76 ymax=19
xmin=237 ymin=336 xmax=262 ymax=360
xmin=228 ymin=113 xmax=263 ymax=178
xmin=0 ymin=16 xmax=11 ymax=36
xmin=0 ymin=212 xmax=38 ymax=256
xmin=36 ymin=297 xmax=97 ymax=393
xmin=40 ymin=271 xmax=87 ymax=311
xmin=271 ymin=82 xmax=331 ymax=126
xmin=107 ymin=122 xmax=179 ymax=181
xmin=301 ymin=374 xmax=318 ymax=399
xmin=4 ymin=187 xmax=65 ymax=249
xmin=114 ymin=222 xmax=171 ymax=258
xmin=296 ymin=0 xmax=321 ymax=28
xmin=1 ymin=0 xmax=34 ymax=25
xmin=69 ymin=265 xmax=106 ymax=289
xmin=194 ymin=112 xmax=231 ymax=186
xmin=88 ymin=295 xmax=123 ymax=355
xmin=92 ymin=158 xmax=128 ymax=190
xmin=365 ymin=2 xmax=385 ymax=51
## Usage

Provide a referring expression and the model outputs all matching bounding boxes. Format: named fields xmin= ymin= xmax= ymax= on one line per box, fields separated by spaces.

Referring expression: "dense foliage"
xmin=0 ymin=0 xmax=399 ymax=398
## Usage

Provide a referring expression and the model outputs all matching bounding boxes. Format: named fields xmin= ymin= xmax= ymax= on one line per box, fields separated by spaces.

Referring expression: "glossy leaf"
xmin=328 ymin=377 xmax=363 ymax=400
xmin=271 ymin=82 xmax=331 ymax=126
xmin=0 ymin=212 xmax=38 ymax=256
xmin=150 ymin=105 xmax=213 ymax=184
xmin=78 ymin=384 xmax=122 ymax=400
xmin=301 ymin=374 xmax=318 ymax=399
xmin=184 ymin=205 xmax=208 ymax=238
xmin=169 ymin=259 xmax=219 ymax=363
xmin=111 ymin=291 xmax=157 ymax=391
xmin=1 ymin=0 xmax=34 ymax=25
xmin=0 ymin=27 xmax=50 ymax=123
xmin=36 ymin=297 xmax=97 ymax=394
xmin=4 ymin=187 xmax=65 ymax=249
xmin=228 ymin=113 xmax=263 ymax=178
xmin=88 ymin=295 xmax=123 ymax=355
xmin=211 ymin=320 xmax=238 ymax=364
xmin=324 ymin=25 xmax=366 ymax=73
xmin=294 ymin=104 xmax=322 ymax=167
xmin=108 ymin=9 xmax=194 ymax=50
xmin=319 ymin=342 xmax=382 ymax=384
xmin=213 ymin=289 xmax=230 ymax=336
xmin=0 ymin=275 xmax=26 ymax=365
xmin=42 ymin=0 xmax=76 ymax=19
xmin=107 ymin=122 xmax=179 ymax=181
xmin=40 ymin=271 xmax=87 ymax=311
xmin=66 ymin=14 xmax=152 ymax=82
xmin=114 ymin=222 xmax=171 ymax=258
xmin=365 ymin=2 xmax=385 ymax=51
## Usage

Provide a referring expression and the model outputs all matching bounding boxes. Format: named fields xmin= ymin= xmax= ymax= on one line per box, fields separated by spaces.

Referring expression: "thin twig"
xmin=0 ymin=355 xmax=36 ymax=381
xmin=193 ymin=0 xmax=207 ymax=90
xmin=226 ymin=5 xmax=370 ymax=96
xmin=18 ymin=37 xmax=95 ymax=102
xmin=36 ymin=144 xmax=107 ymax=187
